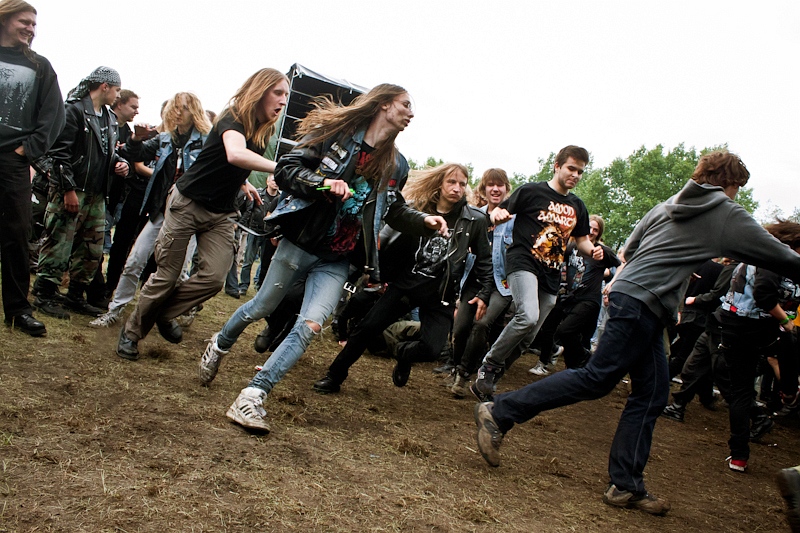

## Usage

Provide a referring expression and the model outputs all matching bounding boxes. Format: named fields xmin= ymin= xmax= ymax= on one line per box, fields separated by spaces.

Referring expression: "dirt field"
xmin=1 ymin=290 xmax=797 ymax=532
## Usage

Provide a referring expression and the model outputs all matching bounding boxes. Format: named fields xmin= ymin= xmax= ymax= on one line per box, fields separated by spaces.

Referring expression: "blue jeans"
xmin=238 ymin=234 xmax=265 ymax=291
xmin=491 ymin=292 xmax=669 ymax=495
xmin=482 ymin=270 xmax=557 ymax=367
xmin=217 ymin=239 xmax=349 ymax=394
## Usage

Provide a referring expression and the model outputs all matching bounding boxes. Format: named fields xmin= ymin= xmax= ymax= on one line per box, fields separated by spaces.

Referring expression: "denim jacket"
xmin=461 ymin=206 xmax=515 ymax=297
xmin=492 ymin=213 xmax=515 ymax=297
xmin=122 ymin=128 xmax=207 ymax=220
xmin=269 ymin=127 xmax=429 ymax=281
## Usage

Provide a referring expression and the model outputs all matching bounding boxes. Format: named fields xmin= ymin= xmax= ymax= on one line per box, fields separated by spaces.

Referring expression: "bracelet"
xmin=780 ymin=316 xmax=790 ymax=325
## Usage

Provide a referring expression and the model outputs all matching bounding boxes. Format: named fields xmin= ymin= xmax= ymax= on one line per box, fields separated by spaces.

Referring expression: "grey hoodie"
xmin=612 ymin=179 xmax=800 ymax=324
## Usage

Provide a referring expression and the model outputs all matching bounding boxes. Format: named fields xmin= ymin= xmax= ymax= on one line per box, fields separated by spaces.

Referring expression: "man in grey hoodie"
xmin=472 ymin=151 xmax=800 ymax=515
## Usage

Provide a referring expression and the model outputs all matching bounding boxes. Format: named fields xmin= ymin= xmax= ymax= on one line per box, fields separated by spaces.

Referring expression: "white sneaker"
xmin=226 ymin=386 xmax=270 ymax=432
xmin=89 ymin=306 xmax=124 ymax=328
xmin=199 ymin=333 xmax=229 ymax=384
xmin=528 ymin=361 xmax=551 ymax=376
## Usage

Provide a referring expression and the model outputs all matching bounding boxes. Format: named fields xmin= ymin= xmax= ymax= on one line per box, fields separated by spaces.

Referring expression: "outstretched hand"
xmin=241 ymin=181 xmax=263 ymax=205
xmin=423 ymin=215 xmax=449 ymax=236
xmin=470 ymin=296 xmax=487 ymax=321
xmin=132 ymin=123 xmax=158 ymax=141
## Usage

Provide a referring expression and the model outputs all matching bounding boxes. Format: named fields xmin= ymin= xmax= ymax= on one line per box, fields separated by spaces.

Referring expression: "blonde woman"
xmin=117 ymin=69 xmax=289 ymax=359
xmin=92 ymin=92 xmax=212 ymax=328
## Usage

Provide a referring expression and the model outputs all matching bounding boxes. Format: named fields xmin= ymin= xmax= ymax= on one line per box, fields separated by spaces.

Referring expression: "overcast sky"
xmin=30 ymin=0 xmax=799 ymax=217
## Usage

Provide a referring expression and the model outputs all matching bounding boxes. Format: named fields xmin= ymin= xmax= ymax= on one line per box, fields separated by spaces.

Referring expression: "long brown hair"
xmin=765 ymin=220 xmax=800 ymax=250
xmin=0 ymin=0 xmax=37 ymax=63
xmin=296 ymin=83 xmax=408 ymax=186
xmin=219 ymin=68 xmax=287 ymax=150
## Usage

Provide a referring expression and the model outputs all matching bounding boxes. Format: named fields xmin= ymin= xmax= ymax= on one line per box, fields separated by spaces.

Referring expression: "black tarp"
xmin=276 ymin=64 xmax=367 ymax=158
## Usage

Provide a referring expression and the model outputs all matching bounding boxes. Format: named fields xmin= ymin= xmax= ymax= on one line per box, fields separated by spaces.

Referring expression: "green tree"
xmin=575 ymin=144 xmax=758 ymax=250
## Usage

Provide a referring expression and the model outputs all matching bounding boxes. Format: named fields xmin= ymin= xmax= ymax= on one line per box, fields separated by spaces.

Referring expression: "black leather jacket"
xmin=48 ymin=95 xmax=128 ymax=194
xmin=270 ymin=127 xmax=430 ymax=281
xmin=380 ymin=198 xmax=494 ymax=305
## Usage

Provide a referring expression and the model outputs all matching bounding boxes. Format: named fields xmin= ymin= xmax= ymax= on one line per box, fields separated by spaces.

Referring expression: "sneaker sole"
xmin=226 ymin=405 xmax=270 ymax=433
xmin=451 ymin=388 xmax=468 ymax=399
xmin=473 ymin=402 xmax=501 ymax=467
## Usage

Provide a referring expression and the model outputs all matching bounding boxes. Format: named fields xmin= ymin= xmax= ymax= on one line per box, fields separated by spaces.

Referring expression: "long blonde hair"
xmin=162 ymin=92 xmax=212 ymax=137
xmin=296 ymin=83 xmax=408 ymax=186
xmin=402 ymin=163 xmax=469 ymax=214
xmin=219 ymin=68 xmax=287 ymax=150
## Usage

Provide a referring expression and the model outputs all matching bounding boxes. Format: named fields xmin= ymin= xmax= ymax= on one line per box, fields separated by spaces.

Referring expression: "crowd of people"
xmin=3 ymin=0 xmax=800 ymax=528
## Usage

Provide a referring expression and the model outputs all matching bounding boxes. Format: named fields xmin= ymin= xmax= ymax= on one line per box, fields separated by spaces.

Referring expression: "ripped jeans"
xmin=217 ymin=238 xmax=349 ymax=394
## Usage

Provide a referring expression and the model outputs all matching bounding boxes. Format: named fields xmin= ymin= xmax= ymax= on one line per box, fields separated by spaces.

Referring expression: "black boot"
xmin=32 ymin=278 xmax=71 ymax=319
xmin=254 ymin=324 xmax=274 ymax=353
xmin=64 ymin=283 xmax=105 ymax=317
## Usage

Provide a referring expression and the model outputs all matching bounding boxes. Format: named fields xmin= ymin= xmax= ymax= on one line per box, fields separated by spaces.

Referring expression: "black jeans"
xmin=720 ymin=320 xmax=780 ymax=460
xmin=327 ymin=284 xmax=453 ymax=384
xmin=105 ymin=189 xmax=148 ymax=295
xmin=669 ymin=322 xmax=705 ymax=379
xmin=0 ymin=151 xmax=35 ymax=317
xmin=537 ymin=298 xmax=600 ymax=368
xmin=452 ymin=283 xmax=511 ymax=375
xmin=671 ymin=327 xmax=729 ymax=406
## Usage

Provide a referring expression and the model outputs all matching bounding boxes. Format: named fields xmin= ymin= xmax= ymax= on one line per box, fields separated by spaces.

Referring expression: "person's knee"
xmin=305 ymin=319 xmax=322 ymax=334
xmin=515 ymin=303 xmax=540 ymax=326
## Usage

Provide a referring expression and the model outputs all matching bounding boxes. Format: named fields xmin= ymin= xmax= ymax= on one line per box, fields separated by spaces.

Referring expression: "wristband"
xmin=780 ymin=316 xmax=790 ymax=325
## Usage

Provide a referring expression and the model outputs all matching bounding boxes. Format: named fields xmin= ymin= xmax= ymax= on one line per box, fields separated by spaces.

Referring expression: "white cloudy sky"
xmin=31 ymin=0 xmax=799 ymax=217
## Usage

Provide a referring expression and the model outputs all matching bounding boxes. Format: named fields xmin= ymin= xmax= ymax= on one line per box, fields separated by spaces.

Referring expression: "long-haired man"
xmin=0 ymin=0 xmax=64 ymax=336
xmin=313 ymin=162 xmax=493 ymax=394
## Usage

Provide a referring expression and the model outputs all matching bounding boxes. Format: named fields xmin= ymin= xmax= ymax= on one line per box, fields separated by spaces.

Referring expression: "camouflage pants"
xmin=37 ymin=189 xmax=105 ymax=288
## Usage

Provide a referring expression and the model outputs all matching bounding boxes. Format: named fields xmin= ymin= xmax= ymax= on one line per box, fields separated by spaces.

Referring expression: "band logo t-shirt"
xmin=502 ymin=181 xmax=589 ymax=294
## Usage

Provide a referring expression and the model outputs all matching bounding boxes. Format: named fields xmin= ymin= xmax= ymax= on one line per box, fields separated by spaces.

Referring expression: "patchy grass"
xmin=0 ymin=286 xmax=797 ymax=532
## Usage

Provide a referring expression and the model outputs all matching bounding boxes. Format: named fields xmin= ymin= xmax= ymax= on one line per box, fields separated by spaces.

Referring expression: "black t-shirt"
xmin=502 ymin=181 xmax=590 ymax=294
xmin=176 ymin=113 xmax=259 ymax=213
xmin=391 ymin=205 xmax=461 ymax=295
xmin=562 ymin=242 xmax=620 ymax=303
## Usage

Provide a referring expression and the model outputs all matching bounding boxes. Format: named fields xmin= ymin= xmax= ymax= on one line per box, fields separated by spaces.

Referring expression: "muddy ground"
xmin=1 ymin=289 xmax=797 ymax=532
